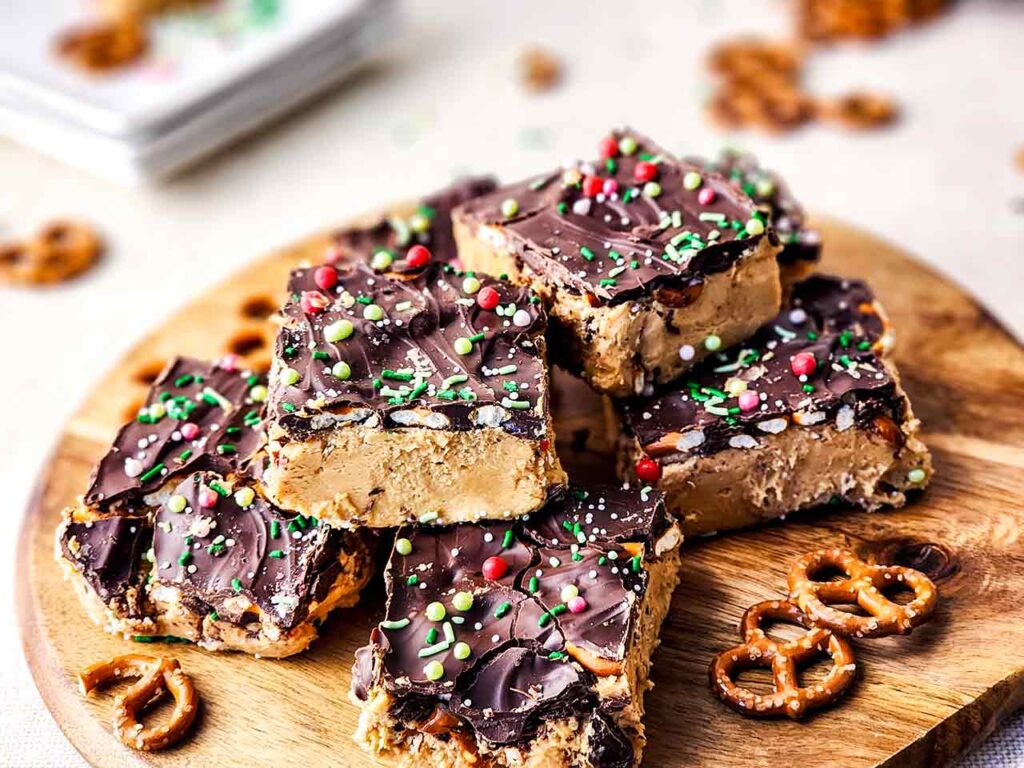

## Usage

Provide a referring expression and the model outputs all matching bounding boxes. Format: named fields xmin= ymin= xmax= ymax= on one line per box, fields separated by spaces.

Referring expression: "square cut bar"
xmin=614 ymin=275 xmax=931 ymax=536
xmin=56 ymin=358 xmax=373 ymax=658
xmin=452 ymin=129 xmax=783 ymax=397
xmin=351 ymin=485 xmax=682 ymax=768
xmin=686 ymin=149 xmax=821 ymax=288
xmin=262 ymin=258 xmax=566 ymax=529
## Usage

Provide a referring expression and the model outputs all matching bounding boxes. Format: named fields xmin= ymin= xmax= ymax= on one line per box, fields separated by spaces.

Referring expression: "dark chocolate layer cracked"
xmin=686 ymin=149 xmax=821 ymax=267
xmin=269 ymin=260 xmax=549 ymax=439
xmin=455 ymin=129 xmax=773 ymax=305
xmin=352 ymin=485 xmax=674 ymax=762
xmin=63 ymin=357 xmax=370 ymax=637
xmin=620 ymin=275 xmax=901 ymax=458
xmin=86 ymin=358 xmax=266 ymax=510
xmin=63 ymin=470 xmax=354 ymax=633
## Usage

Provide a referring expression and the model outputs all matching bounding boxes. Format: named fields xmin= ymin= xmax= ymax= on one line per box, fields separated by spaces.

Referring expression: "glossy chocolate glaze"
xmin=687 ymin=149 xmax=821 ymax=267
xmin=353 ymin=485 xmax=673 ymax=759
xmin=269 ymin=261 xmax=549 ymax=439
xmin=620 ymin=275 xmax=902 ymax=458
xmin=456 ymin=129 xmax=771 ymax=305
xmin=64 ymin=357 xmax=370 ymax=635
xmin=85 ymin=358 xmax=266 ymax=509
xmin=151 ymin=471 xmax=348 ymax=631
xmin=60 ymin=515 xmax=151 ymax=618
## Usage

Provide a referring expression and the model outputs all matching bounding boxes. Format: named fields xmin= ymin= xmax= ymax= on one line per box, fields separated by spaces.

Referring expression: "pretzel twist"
xmin=788 ymin=548 xmax=938 ymax=638
xmin=78 ymin=654 xmax=198 ymax=751
xmin=710 ymin=599 xmax=856 ymax=719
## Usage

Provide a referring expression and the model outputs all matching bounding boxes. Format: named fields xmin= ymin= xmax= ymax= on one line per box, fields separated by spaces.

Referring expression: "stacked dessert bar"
xmin=57 ymin=130 xmax=930 ymax=767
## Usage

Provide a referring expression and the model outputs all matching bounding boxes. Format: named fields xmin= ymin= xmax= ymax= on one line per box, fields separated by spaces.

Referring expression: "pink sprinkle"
xmin=567 ymin=596 xmax=587 ymax=614
xmin=219 ymin=354 xmax=240 ymax=372
xmin=738 ymin=391 xmax=760 ymax=412
xmin=324 ymin=245 xmax=345 ymax=264
xmin=181 ymin=423 xmax=200 ymax=440
xmin=698 ymin=188 xmax=716 ymax=205
xmin=198 ymin=489 xmax=218 ymax=508
xmin=602 ymin=178 xmax=619 ymax=196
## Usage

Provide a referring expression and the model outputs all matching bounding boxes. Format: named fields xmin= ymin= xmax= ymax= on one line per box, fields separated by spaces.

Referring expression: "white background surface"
xmin=1 ymin=1 xmax=1022 ymax=765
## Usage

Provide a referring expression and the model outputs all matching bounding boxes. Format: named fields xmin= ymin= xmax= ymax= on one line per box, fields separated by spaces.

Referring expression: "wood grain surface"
xmin=16 ymin=215 xmax=1024 ymax=768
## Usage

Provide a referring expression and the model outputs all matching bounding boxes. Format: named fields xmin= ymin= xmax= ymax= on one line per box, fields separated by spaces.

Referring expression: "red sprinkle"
xmin=406 ymin=245 xmax=432 ymax=269
xmin=314 ymin=265 xmax=338 ymax=290
xmin=597 ymin=136 xmax=619 ymax=159
xmin=300 ymin=290 xmax=330 ymax=314
xmin=477 ymin=285 xmax=500 ymax=310
xmin=482 ymin=556 xmax=509 ymax=581
xmin=324 ymin=245 xmax=345 ymax=264
xmin=198 ymin=489 xmax=218 ymax=509
xmin=698 ymin=188 xmax=717 ymax=206
xmin=634 ymin=456 xmax=662 ymax=483
xmin=582 ymin=175 xmax=604 ymax=197
xmin=790 ymin=352 xmax=817 ymax=377
xmin=633 ymin=161 xmax=658 ymax=183
xmin=539 ymin=439 xmax=550 ymax=453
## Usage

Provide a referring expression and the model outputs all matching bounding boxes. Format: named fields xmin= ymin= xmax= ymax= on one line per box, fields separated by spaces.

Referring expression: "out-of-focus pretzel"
xmin=78 ymin=654 xmax=198 ymax=751
xmin=788 ymin=548 xmax=938 ymax=638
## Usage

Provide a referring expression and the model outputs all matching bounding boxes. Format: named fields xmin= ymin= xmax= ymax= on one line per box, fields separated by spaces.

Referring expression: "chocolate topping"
xmin=60 ymin=516 xmax=151 ymax=616
xmin=359 ymin=485 xmax=674 ymax=751
xmin=687 ymin=149 xmax=821 ymax=267
xmin=587 ymin=710 xmax=636 ymax=768
xmin=332 ymin=176 xmax=498 ymax=266
xmin=151 ymin=472 xmax=346 ymax=631
xmin=269 ymin=261 xmax=549 ymax=439
xmin=621 ymin=275 xmax=901 ymax=458
xmin=456 ymin=129 xmax=770 ymax=305
xmin=450 ymin=646 xmax=595 ymax=745
xmin=85 ymin=358 xmax=266 ymax=509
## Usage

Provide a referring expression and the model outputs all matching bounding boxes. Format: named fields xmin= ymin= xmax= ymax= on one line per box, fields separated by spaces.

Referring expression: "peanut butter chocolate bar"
xmin=614 ymin=275 xmax=931 ymax=536
xmin=261 ymin=258 xmax=565 ymax=529
xmin=687 ymin=149 xmax=821 ymax=286
xmin=56 ymin=358 xmax=373 ymax=658
xmin=452 ymin=129 xmax=783 ymax=396
xmin=351 ymin=486 xmax=682 ymax=768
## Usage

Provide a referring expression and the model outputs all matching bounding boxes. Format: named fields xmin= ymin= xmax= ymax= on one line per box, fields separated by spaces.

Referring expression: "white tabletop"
xmin=2 ymin=1 xmax=1022 ymax=765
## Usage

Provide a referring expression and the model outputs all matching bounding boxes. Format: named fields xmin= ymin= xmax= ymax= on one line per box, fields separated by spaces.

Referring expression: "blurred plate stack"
xmin=0 ymin=0 xmax=396 ymax=184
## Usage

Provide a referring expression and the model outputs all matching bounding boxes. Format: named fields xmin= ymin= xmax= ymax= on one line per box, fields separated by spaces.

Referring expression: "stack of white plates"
xmin=0 ymin=0 xmax=396 ymax=184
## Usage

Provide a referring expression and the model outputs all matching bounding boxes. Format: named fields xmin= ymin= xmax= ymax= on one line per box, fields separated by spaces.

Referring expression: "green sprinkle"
xmin=528 ymin=576 xmax=540 ymax=593
xmin=269 ymin=549 xmax=284 ymax=559
xmin=209 ymin=481 xmax=230 ymax=497
xmin=216 ymin=444 xmax=237 ymax=456
xmin=425 ymin=627 xmax=439 ymax=645
xmin=381 ymin=618 xmax=410 ymax=630
xmin=270 ymin=520 xmax=281 ymax=539
xmin=468 ymin=332 xmax=485 ymax=343
xmin=139 ymin=463 xmax=165 ymax=483
xmin=312 ymin=350 xmax=329 ymax=361
xmin=580 ymin=246 xmax=596 ymax=261
xmin=502 ymin=529 xmax=515 ymax=549
xmin=177 ymin=551 xmax=192 ymax=566
xmin=407 ymin=574 xmax=419 ymax=586
xmin=231 ymin=578 xmax=243 ymax=592
xmin=382 ymin=369 xmax=413 ymax=381
xmin=494 ymin=601 xmax=512 ymax=619
xmin=174 ymin=375 xmax=194 ymax=387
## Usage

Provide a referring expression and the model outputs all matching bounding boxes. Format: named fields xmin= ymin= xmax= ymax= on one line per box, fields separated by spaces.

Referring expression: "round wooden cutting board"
xmin=16 ymin=214 xmax=1024 ymax=768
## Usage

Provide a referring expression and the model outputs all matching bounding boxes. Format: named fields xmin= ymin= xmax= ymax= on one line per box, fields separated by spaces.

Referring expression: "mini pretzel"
xmin=78 ymin=654 xmax=198 ymax=751
xmin=710 ymin=599 xmax=856 ymax=719
xmin=788 ymin=548 xmax=938 ymax=638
